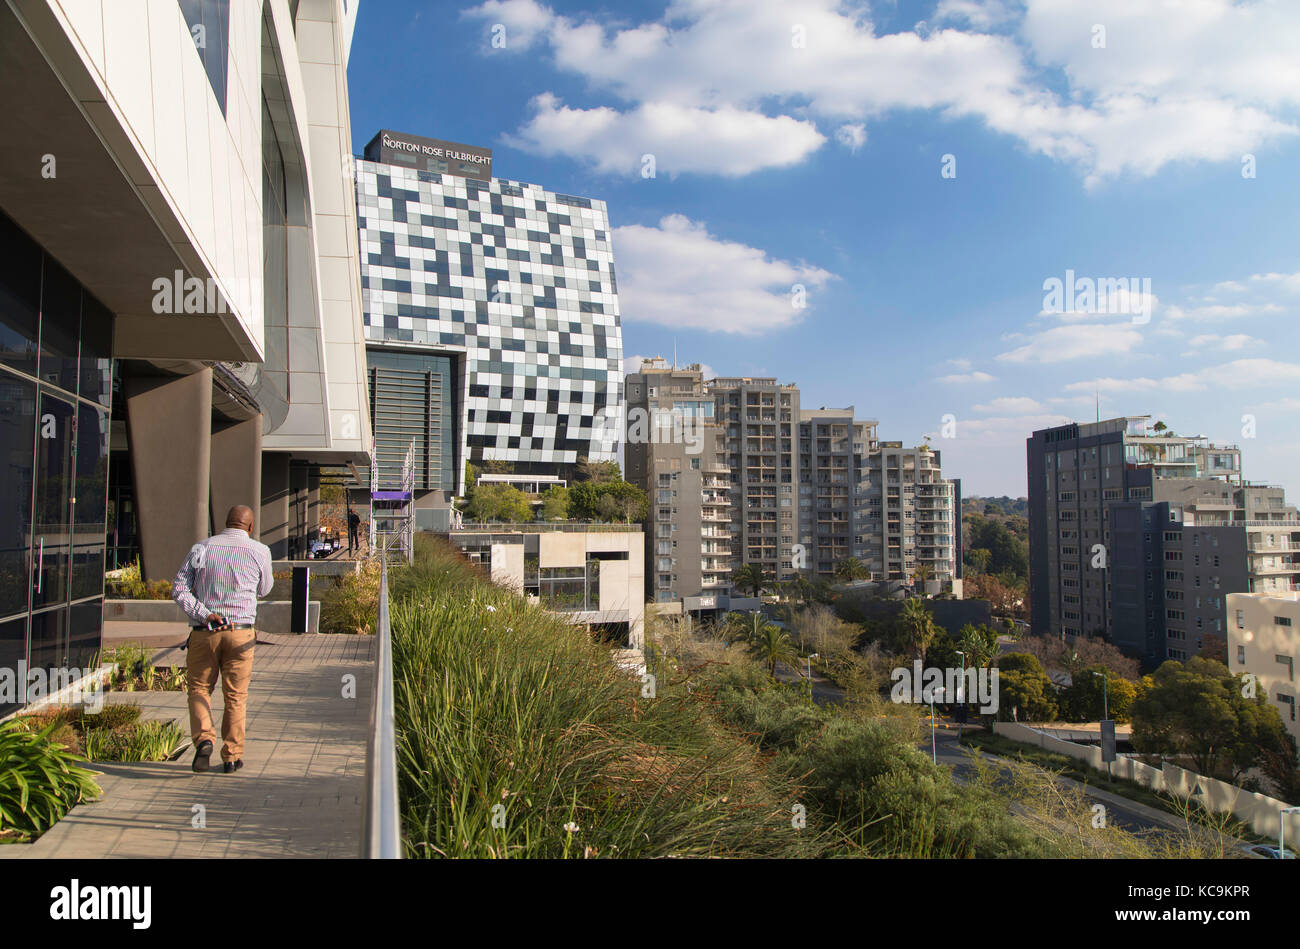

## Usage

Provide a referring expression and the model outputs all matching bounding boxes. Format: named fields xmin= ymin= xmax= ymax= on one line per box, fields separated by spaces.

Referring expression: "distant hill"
xmin=963 ymin=496 xmax=1028 ymax=518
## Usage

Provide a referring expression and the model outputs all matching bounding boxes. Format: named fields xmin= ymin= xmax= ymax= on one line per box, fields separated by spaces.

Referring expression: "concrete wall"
xmin=992 ymin=721 xmax=1300 ymax=843
xmin=104 ymin=599 xmax=319 ymax=634
xmin=1227 ymin=591 xmax=1300 ymax=748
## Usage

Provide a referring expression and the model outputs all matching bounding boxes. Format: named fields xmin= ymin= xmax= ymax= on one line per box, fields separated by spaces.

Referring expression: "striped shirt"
xmin=172 ymin=528 xmax=275 ymax=626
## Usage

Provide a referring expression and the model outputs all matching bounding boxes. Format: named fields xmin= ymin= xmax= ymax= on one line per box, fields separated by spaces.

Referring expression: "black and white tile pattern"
xmin=356 ymin=159 xmax=623 ymax=465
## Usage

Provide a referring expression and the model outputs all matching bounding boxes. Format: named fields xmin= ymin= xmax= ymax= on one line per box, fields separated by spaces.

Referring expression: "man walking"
xmin=347 ymin=505 xmax=361 ymax=555
xmin=172 ymin=505 xmax=274 ymax=774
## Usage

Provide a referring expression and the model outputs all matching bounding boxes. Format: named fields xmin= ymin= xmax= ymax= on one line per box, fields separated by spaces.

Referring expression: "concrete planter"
xmin=103 ymin=599 xmax=320 ymax=634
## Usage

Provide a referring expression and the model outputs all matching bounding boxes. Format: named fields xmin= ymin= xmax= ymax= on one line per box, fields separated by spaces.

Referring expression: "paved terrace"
xmin=1 ymin=624 xmax=374 ymax=859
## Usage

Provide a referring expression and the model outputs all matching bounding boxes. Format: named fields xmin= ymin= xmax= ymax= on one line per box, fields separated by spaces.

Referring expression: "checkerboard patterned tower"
xmin=356 ymin=131 xmax=623 ymax=490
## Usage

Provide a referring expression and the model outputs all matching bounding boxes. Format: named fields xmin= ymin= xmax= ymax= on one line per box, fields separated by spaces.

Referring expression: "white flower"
xmin=485 ymin=605 xmax=497 ymax=613
xmin=563 ymin=822 xmax=580 ymax=833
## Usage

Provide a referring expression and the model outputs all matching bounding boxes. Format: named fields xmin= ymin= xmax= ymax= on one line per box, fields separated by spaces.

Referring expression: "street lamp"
xmin=930 ymin=685 xmax=945 ymax=765
xmin=1282 ymin=806 xmax=1300 ymax=858
xmin=1093 ymin=670 xmax=1111 ymax=780
xmin=955 ymin=650 xmax=966 ymax=746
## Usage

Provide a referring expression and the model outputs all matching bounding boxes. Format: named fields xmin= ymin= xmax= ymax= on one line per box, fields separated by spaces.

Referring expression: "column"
xmin=261 ymin=453 xmax=291 ymax=559
xmin=210 ymin=416 xmax=264 ymax=536
xmin=125 ymin=369 xmax=212 ymax=581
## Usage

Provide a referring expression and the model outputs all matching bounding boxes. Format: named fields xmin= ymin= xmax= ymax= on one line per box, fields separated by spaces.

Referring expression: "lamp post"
xmin=1093 ymin=670 xmax=1111 ymax=780
xmin=955 ymin=650 xmax=966 ymax=745
xmin=930 ymin=685 xmax=944 ymax=765
xmin=1282 ymin=806 xmax=1300 ymax=858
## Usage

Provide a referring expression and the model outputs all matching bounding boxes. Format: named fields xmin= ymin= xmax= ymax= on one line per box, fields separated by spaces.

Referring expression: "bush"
xmin=320 ymin=561 xmax=383 ymax=634
xmin=0 ymin=719 xmax=100 ymax=839
xmin=105 ymin=559 xmax=173 ymax=600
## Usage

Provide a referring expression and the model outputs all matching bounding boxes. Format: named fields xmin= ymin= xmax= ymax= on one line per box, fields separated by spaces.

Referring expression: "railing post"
xmin=363 ymin=544 xmax=402 ymax=858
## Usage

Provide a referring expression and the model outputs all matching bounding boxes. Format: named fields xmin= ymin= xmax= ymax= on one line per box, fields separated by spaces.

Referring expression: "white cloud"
xmin=466 ymin=0 xmax=1300 ymax=183
xmin=506 ymin=94 xmax=825 ymax=177
xmin=933 ymin=0 xmax=1021 ymax=32
xmin=1165 ymin=302 xmax=1285 ymax=321
xmin=834 ymin=122 xmax=867 ymax=152
xmin=611 ymin=214 xmax=834 ymax=334
xmin=947 ymin=357 xmax=973 ymax=371
xmin=996 ymin=323 xmax=1144 ymax=364
xmin=937 ymin=370 xmax=996 ymax=384
xmin=972 ymin=396 xmax=1047 ymax=414
xmin=1063 ymin=359 xmax=1300 ymax=395
xmin=1187 ymin=333 xmax=1259 ymax=351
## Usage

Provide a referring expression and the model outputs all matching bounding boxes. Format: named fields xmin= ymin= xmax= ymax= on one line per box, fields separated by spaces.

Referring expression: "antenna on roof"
xmin=673 ymin=338 xmax=677 ymax=370
xmin=1095 ymin=382 xmax=1100 ymax=423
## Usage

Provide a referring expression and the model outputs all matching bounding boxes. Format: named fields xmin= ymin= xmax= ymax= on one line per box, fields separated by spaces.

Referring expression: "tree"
xmin=567 ymin=480 xmax=648 ymax=522
xmin=963 ymin=573 xmax=1026 ymax=619
xmin=733 ymin=613 xmax=799 ymax=678
xmin=732 ymin=563 xmax=770 ymax=599
xmin=1058 ymin=666 xmax=1138 ymax=723
xmin=911 ymin=563 xmax=934 ymax=592
xmin=1130 ymin=656 xmax=1297 ymax=781
xmin=574 ymin=456 xmax=621 ymax=484
xmin=899 ymin=597 xmax=938 ymax=663
xmin=834 ymin=557 xmax=869 ymax=583
xmin=464 ymin=483 xmax=532 ymax=522
xmin=957 ymin=623 xmax=1000 ymax=669
xmin=537 ymin=485 xmax=569 ymax=521
xmin=995 ymin=653 xmax=1058 ymax=722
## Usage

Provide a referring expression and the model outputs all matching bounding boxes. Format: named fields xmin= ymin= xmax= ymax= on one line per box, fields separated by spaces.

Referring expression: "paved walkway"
xmin=1 ymin=633 xmax=374 ymax=859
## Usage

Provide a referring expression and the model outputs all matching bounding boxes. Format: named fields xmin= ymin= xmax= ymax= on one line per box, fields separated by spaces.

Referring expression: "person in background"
xmin=172 ymin=505 xmax=274 ymax=774
xmin=348 ymin=506 xmax=361 ymax=555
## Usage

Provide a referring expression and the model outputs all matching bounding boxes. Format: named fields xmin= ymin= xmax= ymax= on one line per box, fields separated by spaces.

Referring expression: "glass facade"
xmin=0 ymin=209 xmax=112 ymax=716
xmin=177 ymin=0 xmax=231 ymax=115
xmin=367 ymin=347 xmax=458 ymax=491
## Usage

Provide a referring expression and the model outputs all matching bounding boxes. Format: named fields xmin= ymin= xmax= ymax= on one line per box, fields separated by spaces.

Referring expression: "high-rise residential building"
xmin=1028 ymin=416 xmax=1298 ymax=664
xmin=355 ymin=129 xmax=624 ymax=525
xmin=1227 ymin=592 xmax=1299 ymax=748
xmin=624 ymin=359 xmax=732 ymax=613
xmin=624 ymin=363 xmax=962 ymax=609
xmin=0 ymin=1 xmax=372 ymax=717
xmin=709 ymin=377 xmax=801 ymax=583
xmin=865 ymin=442 xmax=961 ymax=590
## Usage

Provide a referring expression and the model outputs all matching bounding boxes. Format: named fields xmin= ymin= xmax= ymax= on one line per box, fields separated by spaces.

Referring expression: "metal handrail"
xmin=363 ymin=550 xmax=402 ymax=858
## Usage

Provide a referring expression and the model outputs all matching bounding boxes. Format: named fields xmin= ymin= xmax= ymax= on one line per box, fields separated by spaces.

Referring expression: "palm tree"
xmin=732 ymin=612 xmax=799 ymax=678
xmin=899 ymin=596 xmax=938 ymax=663
xmin=834 ymin=557 xmax=868 ymax=584
xmin=957 ymin=623 xmax=999 ymax=669
xmin=732 ymin=563 xmax=770 ymax=599
xmin=911 ymin=563 xmax=934 ymax=594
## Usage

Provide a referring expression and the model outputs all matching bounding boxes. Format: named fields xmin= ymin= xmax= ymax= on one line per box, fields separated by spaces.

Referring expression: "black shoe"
xmin=192 ymin=740 xmax=213 ymax=773
xmin=223 ymin=759 xmax=243 ymax=774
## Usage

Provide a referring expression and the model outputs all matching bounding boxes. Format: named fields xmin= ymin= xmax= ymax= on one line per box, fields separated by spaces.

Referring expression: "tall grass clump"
xmin=390 ymin=538 xmax=821 ymax=858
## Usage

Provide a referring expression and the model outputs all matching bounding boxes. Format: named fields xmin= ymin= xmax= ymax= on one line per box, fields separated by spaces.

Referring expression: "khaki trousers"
xmin=186 ymin=626 xmax=256 ymax=761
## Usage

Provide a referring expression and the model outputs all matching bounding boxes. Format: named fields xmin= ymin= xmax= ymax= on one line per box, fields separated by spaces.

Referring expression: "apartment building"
xmin=1227 ymin=592 xmax=1300 ymax=748
xmin=355 ymin=128 xmax=624 ymax=526
xmin=624 ymin=364 xmax=962 ymax=607
xmin=1028 ymin=416 xmax=1300 ymax=664
xmin=0 ymin=0 xmax=372 ymax=717
xmin=624 ymin=359 xmax=732 ymax=613
xmin=710 ymin=377 xmax=801 ymax=583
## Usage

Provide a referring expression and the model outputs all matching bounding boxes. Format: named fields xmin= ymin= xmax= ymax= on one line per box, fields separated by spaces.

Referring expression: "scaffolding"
xmin=370 ymin=438 xmax=415 ymax=566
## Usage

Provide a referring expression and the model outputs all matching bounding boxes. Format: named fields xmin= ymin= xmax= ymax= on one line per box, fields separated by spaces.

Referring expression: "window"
xmin=1237 ymin=645 xmax=1246 ymax=664
xmin=1236 ymin=609 xmax=1245 ymax=629
xmin=1277 ymin=655 xmax=1295 ymax=681
xmin=1277 ymin=616 xmax=1294 ymax=627
xmin=178 ymin=0 xmax=231 ymax=114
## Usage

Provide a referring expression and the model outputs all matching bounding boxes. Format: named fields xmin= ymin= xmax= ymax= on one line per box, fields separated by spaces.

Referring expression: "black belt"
xmin=191 ymin=623 xmax=254 ymax=631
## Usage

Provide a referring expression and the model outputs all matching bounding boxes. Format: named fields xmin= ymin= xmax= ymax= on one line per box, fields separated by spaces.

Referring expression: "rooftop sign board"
xmin=364 ymin=130 xmax=492 ymax=180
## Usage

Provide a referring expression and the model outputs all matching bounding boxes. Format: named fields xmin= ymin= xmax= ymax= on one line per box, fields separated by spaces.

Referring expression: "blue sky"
xmin=347 ymin=0 xmax=1300 ymax=496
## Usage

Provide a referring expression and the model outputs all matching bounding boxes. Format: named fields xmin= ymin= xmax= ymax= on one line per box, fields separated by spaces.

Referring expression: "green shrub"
xmin=320 ymin=560 xmax=382 ymax=634
xmin=83 ymin=720 xmax=185 ymax=763
xmin=0 ymin=719 xmax=100 ymax=839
